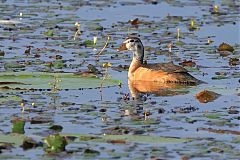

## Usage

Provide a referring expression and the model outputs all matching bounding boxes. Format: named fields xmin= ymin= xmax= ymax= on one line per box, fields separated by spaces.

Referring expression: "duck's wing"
xmin=143 ymin=62 xmax=188 ymax=73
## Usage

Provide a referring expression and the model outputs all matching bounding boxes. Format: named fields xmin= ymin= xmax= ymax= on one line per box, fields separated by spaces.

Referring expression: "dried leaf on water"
xmin=0 ymin=50 xmax=5 ymax=56
xmin=198 ymin=127 xmax=240 ymax=135
xmin=129 ymin=18 xmax=141 ymax=26
xmin=217 ymin=43 xmax=234 ymax=52
xmin=195 ymin=90 xmax=220 ymax=103
xmin=22 ymin=137 xmax=42 ymax=150
xmin=179 ymin=60 xmax=196 ymax=67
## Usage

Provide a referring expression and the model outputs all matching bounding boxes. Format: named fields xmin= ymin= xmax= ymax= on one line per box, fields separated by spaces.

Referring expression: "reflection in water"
xmin=128 ymin=80 xmax=191 ymax=99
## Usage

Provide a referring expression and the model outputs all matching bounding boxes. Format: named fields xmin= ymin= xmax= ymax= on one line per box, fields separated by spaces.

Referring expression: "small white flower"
xmin=93 ymin=36 xmax=97 ymax=45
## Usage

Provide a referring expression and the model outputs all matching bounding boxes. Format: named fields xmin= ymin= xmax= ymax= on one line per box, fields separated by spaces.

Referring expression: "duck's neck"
xmin=128 ymin=50 xmax=144 ymax=79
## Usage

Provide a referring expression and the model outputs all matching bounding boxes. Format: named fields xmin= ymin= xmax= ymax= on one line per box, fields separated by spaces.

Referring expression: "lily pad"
xmin=12 ymin=118 xmax=25 ymax=134
xmin=4 ymin=62 xmax=25 ymax=69
xmin=82 ymin=40 xmax=94 ymax=48
xmin=52 ymin=60 xmax=66 ymax=69
xmin=217 ymin=43 xmax=234 ymax=52
xmin=0 ymin=50 xmax=5 ymax=56
xmin=195 ymin=90 xmax=220 ymax=103
xmin=88 ymin=23 xmax=104 ymax=31
xmin=0 ymin=72 xmax=120 ymax=90
xmin=44 ymin=134 xmax=67 ymax=153
xmin=43 ymin=29 xmax=54 ymax=37
xmin=0 ymin=134 xmax=26 ymax=146
xmin=62 ymin=133 xmax=189 ymax=144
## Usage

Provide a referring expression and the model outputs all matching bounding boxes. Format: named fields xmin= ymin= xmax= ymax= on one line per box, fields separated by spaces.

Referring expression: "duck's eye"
xmin=130 ymin=39 xmax=134 ymax=42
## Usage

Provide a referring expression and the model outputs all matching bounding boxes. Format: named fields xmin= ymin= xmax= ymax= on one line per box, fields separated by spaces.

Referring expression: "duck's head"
xmin=118 ymin=37 xmax=144 ymax=63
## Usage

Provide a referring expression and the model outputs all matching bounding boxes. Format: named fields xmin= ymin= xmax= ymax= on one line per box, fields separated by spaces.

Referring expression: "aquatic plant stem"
xmin=96 ymin=35 xmax=110 ymax=57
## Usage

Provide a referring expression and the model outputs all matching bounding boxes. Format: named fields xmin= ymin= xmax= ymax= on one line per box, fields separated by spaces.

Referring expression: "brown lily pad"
xmin=0 ymin=82 xmax=25 ymax=85
xmin=0 ymin=142 xmax=14 ymax=152
xmin=198 ymin=127 xmax=240 ymax=135
xmin=112 ymin=65 xmax=129 ymax=72
xmin=195 ymin=90 xmax=220 ymax=103
xmin=30 ymin=116 xmax=53 ymax=124
xmin=179 ymin=60 xmax=196 ymax=67
xmin=107 ymin=139 xmax=126 ymax=144
xmin=0 ymin=50 xmax=5 ymax=56
xmin=129 ymin=18 xmax=141 ymax=26
xmin=217 ymin=43 xmax=234 ymax=52
xmin=22 ymin=137 xmax=42 ymax=150
xmin=229 ymin=58 xmax=240 ymax=66
xmin=101 ymin=126 xmax=142 ymax=135
xmin=172 ymin=106 xmax=198 ymax=113
xmin=74 ymin=71 xmax=98 ymax=78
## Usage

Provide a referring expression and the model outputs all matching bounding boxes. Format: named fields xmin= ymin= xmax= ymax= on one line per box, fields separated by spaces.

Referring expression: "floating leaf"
xmin=62 ymin=133 xmax=189 ymax=144
xmin=198 ymin=128 xmax=240 ymax=135
xmin=0 ymin=95 xmax=22 ymax=104
xmin=43 ymin=29 xmax=54 ymax=37
xmin=82 ymin=40 xmax=94 ymax=48
xmin=129 ymin=18 xmax=141 ymax=26
xmin=4 ymin=62 xmax=25 ymax=69
xmin=88 ymin=23 xmax=104 ymax=31
xmin=0 ymin=72 xmax=120 ymax=90
xmin=52 ymin=60 xmax=66 ymax=69
xmin=49 ymin=125 xmax=63 ymax=132
xmin=179 ymin=60 xmax=196 ymax=67
xmin=204 ymin=113 xmax=222 ymax=119
xmin=22 ymin=137 xmax=42 ymax=150
xmin=229 ymin=58 xmax=239 ymax=66
xmin=0 ymin=50 xmax=5 ymax=56
xmin=44 ymin=134 xmax=67 ymax=153
xmin=0 ymin=134 xmax=25 ymax=146
xmin=195 ymin=90 xmax=220 ymax=103
xmin=212 ymin=75 xmax=228 ymax=80
xmin=12 ymin=118 xmax=25 ymax=134
xmin=83 ymin=149 xmax=100 ymax=157
xmin=217 ymin=43 xmax=234 ymax=52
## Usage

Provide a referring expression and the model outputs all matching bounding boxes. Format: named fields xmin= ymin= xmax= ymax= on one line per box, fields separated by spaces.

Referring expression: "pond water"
xmin=0 ymin=0 xmax=239 ymax=159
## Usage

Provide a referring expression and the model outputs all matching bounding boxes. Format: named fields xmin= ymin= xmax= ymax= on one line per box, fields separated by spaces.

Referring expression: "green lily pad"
xmin=12 ymin=119 xmax=25 ymax=134
xmin=82 ymin=40 xmax=94 ymax=48
xmin=0 ymin=95 xmax=22 ymax=103
xmin=204 ymin=113 xmax=223 ymax=119
xmin=63 ymin=133 xmax=189 ymax=144
xmin=0 ymin=72 xmax=120 ymax=90
xmin=83 ymin=149 xmax=100 ymax=157
xmin=88 ymin=23 xmax=104 ymax=31
xmin=212 ymin=75 xmax=228 ymax=80
xmin=43 ymin=29 xmax=54 ymax=37
xmin=44 ymin=134 xmax=67 ymax=153
xmin=52 ymin=60 xmax=66 ymax=69
xmin=4 ymin=62 xmax=25 ymax=69
xmin=0 ymin=134 xmax=26 ymax=146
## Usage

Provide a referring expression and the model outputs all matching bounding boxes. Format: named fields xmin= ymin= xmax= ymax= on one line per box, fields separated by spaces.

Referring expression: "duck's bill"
xmin=117 ymin=43 xmax=127 ymax=51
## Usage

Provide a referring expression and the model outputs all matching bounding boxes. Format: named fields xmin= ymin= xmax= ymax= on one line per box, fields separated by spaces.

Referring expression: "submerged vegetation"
xmin=0 ymin=0 xmax=239 ymax=159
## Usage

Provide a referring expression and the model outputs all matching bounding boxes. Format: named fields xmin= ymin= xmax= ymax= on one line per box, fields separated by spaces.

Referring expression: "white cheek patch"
xmin=126 ymin=43 xmax=131 ymax=49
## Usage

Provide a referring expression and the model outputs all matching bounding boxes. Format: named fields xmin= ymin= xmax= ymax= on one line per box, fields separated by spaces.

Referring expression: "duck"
xmin=117 ymin=36 xmax=203 ymax=84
